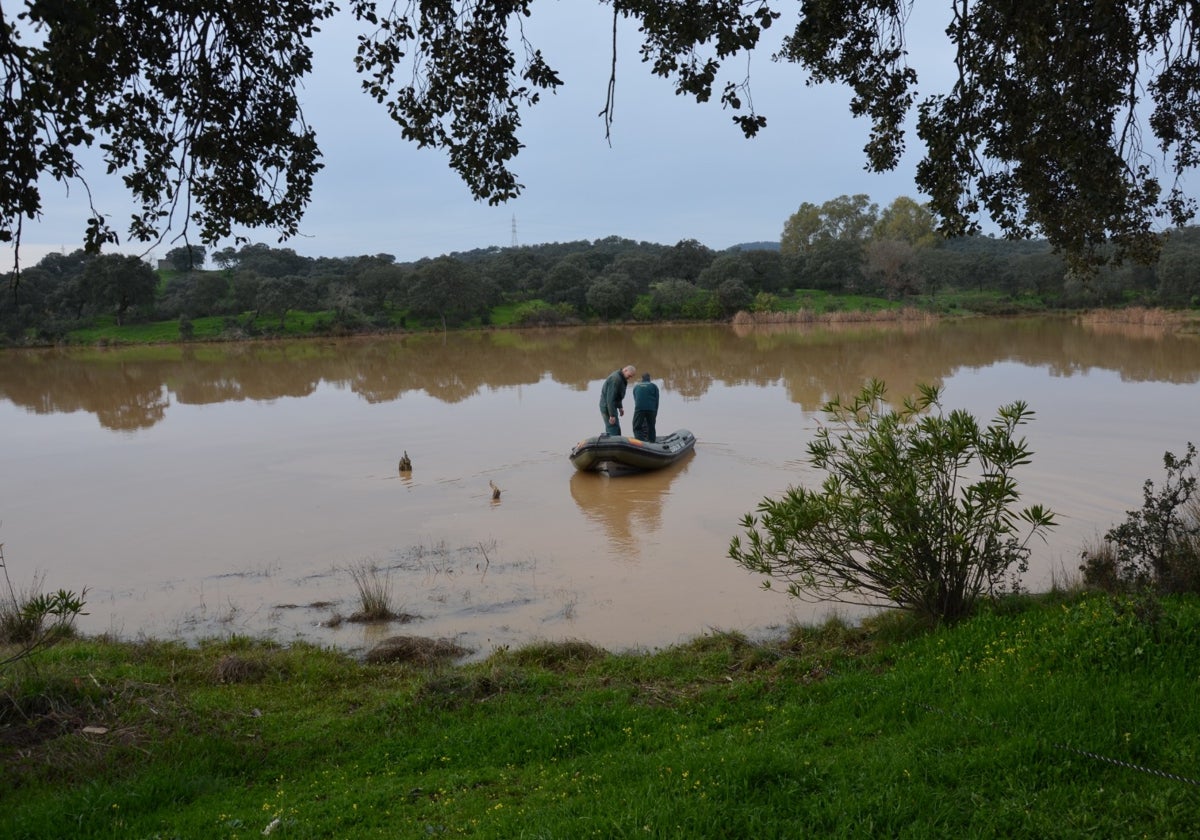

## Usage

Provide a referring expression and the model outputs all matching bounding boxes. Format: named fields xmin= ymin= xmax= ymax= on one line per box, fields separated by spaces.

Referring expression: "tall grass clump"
xmin=344 ymin=559 xmax=398 ymax=622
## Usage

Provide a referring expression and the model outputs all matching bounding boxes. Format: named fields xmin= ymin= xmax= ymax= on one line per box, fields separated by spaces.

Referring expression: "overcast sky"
xmin=9 ymin=3 xmax=963 ymax=267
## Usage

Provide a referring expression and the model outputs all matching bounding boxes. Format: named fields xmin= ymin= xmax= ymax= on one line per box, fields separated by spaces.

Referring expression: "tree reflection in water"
xmin=2 ymin=318 xmax=1200 ymax=653
xmin=2 ymin=319 xmax=1199 ymax=432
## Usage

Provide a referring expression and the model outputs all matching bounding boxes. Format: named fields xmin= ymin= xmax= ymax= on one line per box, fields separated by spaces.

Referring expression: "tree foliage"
xmin=780 ymin=194 xmax=879 ymax=255
xmin=6 ymin=2 xmax=1200 ymax=272
xmin=79 ymin=254 xmax=159 ymax=325
xmin=783 ymin=1 xmax=1200 ymax=269
xmin=8 ymin=214 xmax=1200 ymax=345
xmin=1 ymin=0 xmax=334 ymax=262
xmin=164 ymin=245 xmax=207 ymax=271
xmin=729 ymin=380 xmax=1057 ymax=623
xmin=406 ymin=255 xmax=495 ymax=328
xmin=874 ymin=196 xmax=938 ymax=248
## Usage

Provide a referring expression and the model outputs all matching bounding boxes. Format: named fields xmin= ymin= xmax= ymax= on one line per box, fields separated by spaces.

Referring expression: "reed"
xmin=1078 ymin=305 xmax=1184 ymax=326
xmin=344 ymin=559 xmax=396 ymax=622
xmin=731 ymin=306 xmax=936 ymax=326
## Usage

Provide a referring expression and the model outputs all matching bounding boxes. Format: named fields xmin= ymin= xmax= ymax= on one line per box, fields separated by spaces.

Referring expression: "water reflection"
xmin=3 ymin=318 xmax=1197 ymax=432
xmin=569 ymin=451 xmax=696 ymax=558
xmin=3 ymin=317 xmax=1200 ymax=653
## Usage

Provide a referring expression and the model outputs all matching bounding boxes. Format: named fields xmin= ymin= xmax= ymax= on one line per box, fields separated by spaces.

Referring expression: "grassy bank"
xmin=4 ymin=592 xmax=1200 ymax=838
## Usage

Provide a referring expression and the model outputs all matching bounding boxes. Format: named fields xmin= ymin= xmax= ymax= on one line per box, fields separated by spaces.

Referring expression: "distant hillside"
xmin=728 ymin=241 xmax=780 ymax=252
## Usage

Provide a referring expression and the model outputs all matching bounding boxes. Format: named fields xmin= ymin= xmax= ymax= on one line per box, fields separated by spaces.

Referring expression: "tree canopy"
xmin=4 ymin=1 xmax=1200 ymax=272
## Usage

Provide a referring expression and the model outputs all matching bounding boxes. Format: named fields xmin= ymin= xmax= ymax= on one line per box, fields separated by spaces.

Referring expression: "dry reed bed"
xmin=1078 ymin=306 xmax=1184 ymax=326
xmin=731 ymin=307 xmax=937 ymax=326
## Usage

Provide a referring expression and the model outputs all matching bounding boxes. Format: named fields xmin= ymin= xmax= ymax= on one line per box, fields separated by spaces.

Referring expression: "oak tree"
xmin=5 ymin=0 xmax=1200 ymax=273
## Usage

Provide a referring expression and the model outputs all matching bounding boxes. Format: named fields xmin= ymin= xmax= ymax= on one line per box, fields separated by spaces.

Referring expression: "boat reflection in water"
xmin=569 ymin=448 xmax=696 ymax=557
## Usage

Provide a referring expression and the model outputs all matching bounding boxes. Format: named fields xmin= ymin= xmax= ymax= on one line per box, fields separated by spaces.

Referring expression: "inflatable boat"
xmin=569 ymin=428 xmax=696 ymax=473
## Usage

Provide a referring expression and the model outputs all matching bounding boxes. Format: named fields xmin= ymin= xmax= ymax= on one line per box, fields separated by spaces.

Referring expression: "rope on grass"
xmin=914 ymin=702 xmax=1200 ymax=789
xmin=1050 ymin=743 xmax=1200 ymax=788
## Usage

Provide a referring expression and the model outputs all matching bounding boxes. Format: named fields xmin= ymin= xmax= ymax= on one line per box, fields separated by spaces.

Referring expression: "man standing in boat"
xmin=600 ymin=364 xmax=637 ymax=436
xmin=632 ymin=372 xmax=659 ymax=443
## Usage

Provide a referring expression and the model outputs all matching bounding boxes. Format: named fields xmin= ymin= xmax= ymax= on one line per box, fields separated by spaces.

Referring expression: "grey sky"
xmin=10 ymin=3 xmax=961 ymax=267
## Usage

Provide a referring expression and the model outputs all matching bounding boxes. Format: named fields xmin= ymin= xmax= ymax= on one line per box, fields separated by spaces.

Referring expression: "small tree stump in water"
xmin=398 ymin=450 xmax=412 ymax=472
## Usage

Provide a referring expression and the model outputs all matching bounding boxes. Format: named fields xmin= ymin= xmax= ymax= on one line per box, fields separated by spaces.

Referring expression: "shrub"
xmin=751 ymin=291 xmax=779 ymax=313
xmin=729 ymin=379 xmax=1056 ymax=623
xmin=0 ymin=544 xmax=88 ymax=668
xmin=512 ymin=301 xmax=579 ymax=326
xmin=1080 ymin=442 xmax=1200 ymax=595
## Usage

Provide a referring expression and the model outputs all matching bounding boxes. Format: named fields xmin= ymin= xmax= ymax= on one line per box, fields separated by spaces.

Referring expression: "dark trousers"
xmin=632 ymin=410 xmax=656 ymax=442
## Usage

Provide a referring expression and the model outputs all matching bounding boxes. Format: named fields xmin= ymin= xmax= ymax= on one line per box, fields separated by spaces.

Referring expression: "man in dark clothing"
xmin=599 ymin=364 xmax=636 ymax=435
xmin=632 ymin=372 xmax=660 ymax=443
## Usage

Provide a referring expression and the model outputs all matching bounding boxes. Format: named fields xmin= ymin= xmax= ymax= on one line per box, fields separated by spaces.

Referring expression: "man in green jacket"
xmin=599 ymin=364 xmax=636 ymax=435
xmin=632 ymin=372 xmax=660 ymax=443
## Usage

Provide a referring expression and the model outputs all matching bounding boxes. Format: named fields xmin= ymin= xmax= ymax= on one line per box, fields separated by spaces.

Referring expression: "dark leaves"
xmin=2 ymin=0 xmax=336 ymax=257
xmin=354 ymin=0 xmax=550 ymax=204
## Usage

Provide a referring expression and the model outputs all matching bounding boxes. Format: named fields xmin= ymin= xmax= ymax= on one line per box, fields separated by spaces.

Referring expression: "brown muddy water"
xmin=1 ymin=318 xmax=1198 ymax=659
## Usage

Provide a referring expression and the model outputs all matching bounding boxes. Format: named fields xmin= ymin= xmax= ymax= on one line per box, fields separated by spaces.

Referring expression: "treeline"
xmin=3 ymin=195 xmax=1200 ymax=345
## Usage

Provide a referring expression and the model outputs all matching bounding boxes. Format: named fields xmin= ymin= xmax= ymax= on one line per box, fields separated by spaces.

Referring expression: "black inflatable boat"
xmin=568 ymin=428 xmax=696 ymax=473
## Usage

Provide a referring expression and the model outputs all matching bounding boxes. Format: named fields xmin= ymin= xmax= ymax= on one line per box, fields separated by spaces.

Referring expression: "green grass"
xmin=488 ymin=301 xmax=527 ymax=327
xmin=4 ymin=593 xmax=1200 ymax=837
xmin=56 ymin=294 xmax=922 ymax=347
xmin=67 ymin=315 xmax=184 ymax=344
xmin=66 ymin=310 xmax=356 ymax=344
xmin=41 ymin=292 xmax=1187 ymax=347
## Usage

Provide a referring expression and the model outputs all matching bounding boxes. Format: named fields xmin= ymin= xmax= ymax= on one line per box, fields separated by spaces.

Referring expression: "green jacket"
xmin=599 ymin=369 xmax=628 ymax=417
xmin=632 ymin=380 xmax=659 ymax=413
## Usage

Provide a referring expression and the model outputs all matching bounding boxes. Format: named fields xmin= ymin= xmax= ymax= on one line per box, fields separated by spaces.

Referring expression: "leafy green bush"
xmin=1080 ymin=442 xmax=1200 ymax=595
xmin=730 ymin=379 xmax=1056 ymax=623
xmin=751 ymin=291 xmax=779 ymax=313
xmin=511 ymin=300 xmax=579 ymax=326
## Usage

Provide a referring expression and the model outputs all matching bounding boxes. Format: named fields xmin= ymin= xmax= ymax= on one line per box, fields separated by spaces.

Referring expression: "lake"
xmin=1 ymin=317 xmax=1198 ymax=659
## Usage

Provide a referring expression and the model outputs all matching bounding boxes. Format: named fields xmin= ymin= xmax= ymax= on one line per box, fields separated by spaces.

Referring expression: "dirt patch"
xmin=364 ymin=635 xmax=471 ymax=666
xmin=503 ymin=639 xmax=609 ymax=670
xmin=212 ymin=654 xmax=270 ymax=684
xmin=347 ymin=609 xmax=420 ymax=624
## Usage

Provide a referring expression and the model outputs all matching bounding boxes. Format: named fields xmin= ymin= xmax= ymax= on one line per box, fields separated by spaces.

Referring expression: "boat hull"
xmin=569 ymin=428 xmax=696 ymax=473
